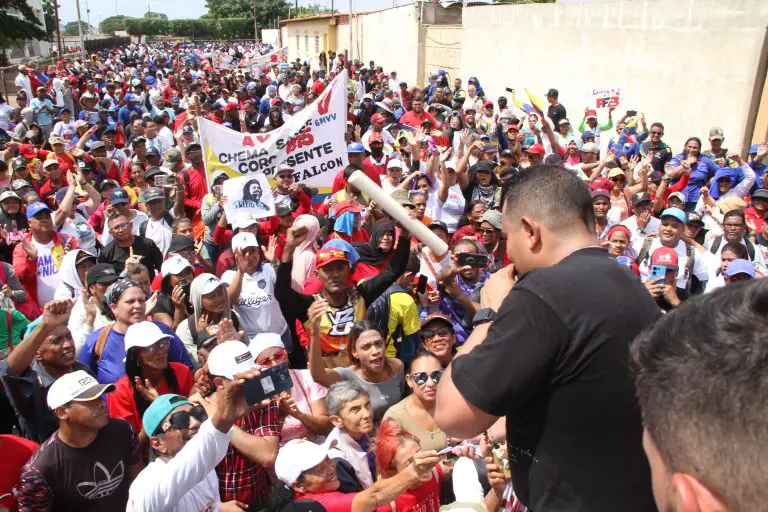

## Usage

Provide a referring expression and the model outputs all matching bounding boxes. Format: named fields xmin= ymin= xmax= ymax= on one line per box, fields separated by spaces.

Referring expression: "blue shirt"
xmin=77 ymin=321 xmax=194 ymax=384
xmin=118 ymin=105 xmax=144 ymax=126
xmin=31 ymin=98 xmax=54 ymax=126
xmin=259 ymin=96 xmax=273 ymax=116
xmin=669 ymin=153 xmax=720 ymax=203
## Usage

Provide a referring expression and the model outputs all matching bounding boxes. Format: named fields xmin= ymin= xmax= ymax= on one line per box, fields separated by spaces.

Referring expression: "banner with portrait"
xmin=222 ymin=173 xmax=276 ymax=221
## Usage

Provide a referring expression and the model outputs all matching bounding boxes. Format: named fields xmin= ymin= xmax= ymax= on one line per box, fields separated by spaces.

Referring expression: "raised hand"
xmin=133 ymin=377 xmax=160 ymax=402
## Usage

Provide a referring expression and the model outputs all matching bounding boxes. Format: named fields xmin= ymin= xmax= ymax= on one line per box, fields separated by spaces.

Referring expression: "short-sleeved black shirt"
xmin=98 ymin=236 xmax=163 ymax=279
xmin=547 ymin=103 xmax=567 ymax=128
xmin=453 ymin=247 xmax=659 ymax=511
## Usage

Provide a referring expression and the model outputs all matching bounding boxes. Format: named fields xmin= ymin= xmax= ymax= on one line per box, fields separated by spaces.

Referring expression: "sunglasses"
xmin=478 ymin=228 xmax=498 ymax=234
xmin=141 ymin=338 xmax=169 ymax=354
xmin=422 ymin=326 xmax=452 ymax=339
xmin=610 ymin=177 xmax=625 ymax=182
xmin=410 ymin=370 xmax=443 ymax=386
xmin=157 ymin=405 xmax=207 ymax=435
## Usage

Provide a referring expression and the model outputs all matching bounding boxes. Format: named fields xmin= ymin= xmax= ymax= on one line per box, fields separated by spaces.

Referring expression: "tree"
xmin=144 ymin=11 xmax=168 ymax=19
xmin=295 ymin=4 xmax=336 ymax=18
xmin=63 ymin=20 xmax=91 ymax=36
xmin=253 ymin=0 xmax=290 ymax=28
xmin=204 ymin=0 xmax=289 ymax=28
xmin=42 ymin=0 xmax=56 ymax=42
xmin=100 ymin=15 xmax=130 ymax=35
xmin=0 ymin=0 xmax=48 ymax=51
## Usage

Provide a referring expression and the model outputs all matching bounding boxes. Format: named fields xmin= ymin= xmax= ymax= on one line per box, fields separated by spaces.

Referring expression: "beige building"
xmin=280 ymin=14 xmax=347 ymax=67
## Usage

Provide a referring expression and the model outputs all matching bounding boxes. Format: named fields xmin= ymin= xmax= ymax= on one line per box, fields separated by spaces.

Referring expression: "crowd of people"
xmin=0 ymin=38 xmax=765 ymax=512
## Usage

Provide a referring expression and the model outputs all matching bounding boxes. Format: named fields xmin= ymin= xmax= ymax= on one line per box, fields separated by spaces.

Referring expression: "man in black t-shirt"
xmin=16 ymin=369 xmax=142 ymax=510
xmin=545 ymin=88 xmax=567 ymax=128
xmin=435 ymin=165 xmax=659 ymax=511
xmin=99 ymin=212 xmax=163 ymax=279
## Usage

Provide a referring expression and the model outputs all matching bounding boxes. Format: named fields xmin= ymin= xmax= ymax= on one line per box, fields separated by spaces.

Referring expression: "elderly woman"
xmin=249 ymin=332 xmax=332 ymax=445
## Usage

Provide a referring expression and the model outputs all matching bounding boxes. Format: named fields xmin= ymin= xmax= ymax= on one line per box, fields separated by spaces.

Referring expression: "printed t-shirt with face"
xmin=632 ymin=237 xmax=709 ymax=289
xmin=221 ymin=263 xmax=288 ymax=339
xmin=16 ymin=418 xmax=140 ymax=511
xmin=302 ymin=293 xmax=366 ymax=354
xmin=34 ymin=239 xmax=65 ymax=305
xmin=57 ymin=205 xmax=97 ymax=255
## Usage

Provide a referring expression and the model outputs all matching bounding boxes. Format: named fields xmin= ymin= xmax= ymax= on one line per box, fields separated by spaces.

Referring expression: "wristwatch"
xmin=472 ymin=308 xmax=496 ymax=327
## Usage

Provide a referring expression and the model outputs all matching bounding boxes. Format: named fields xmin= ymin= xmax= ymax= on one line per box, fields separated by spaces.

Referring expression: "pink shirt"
xmin=280 ymin=369 xmax=328 ymax=445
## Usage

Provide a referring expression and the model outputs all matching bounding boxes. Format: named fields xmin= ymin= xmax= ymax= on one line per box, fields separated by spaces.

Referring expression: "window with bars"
xmin=296 ymin=33 xmax=300 ymax=54
xmin=304 ymin=34 xmax=309 ymax=53
xmin=315 ymin=35 xmax=320 ymax=54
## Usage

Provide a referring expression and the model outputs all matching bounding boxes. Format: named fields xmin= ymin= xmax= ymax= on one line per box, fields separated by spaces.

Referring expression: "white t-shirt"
xmin=221 ymin=264 xmax=288 ymax=338
xmin=58 ymin=208 xmax=97 ymax=255
xmin=429 ymin=179 xmax=465 ymax=232
xmin=143 ymin=214 xmax=174 ymax=256
xmin=632 ymin=237 xmax=709 ymax=289
xmin=52 ymin=121 xmax=76 ymax=143
xmin=33 ymin=239 xmax=61 ymax=306
xmin=621 ymin=215 xmax=661 ymax=244
xmin=0 ymin=103 xmax=13 ymax=131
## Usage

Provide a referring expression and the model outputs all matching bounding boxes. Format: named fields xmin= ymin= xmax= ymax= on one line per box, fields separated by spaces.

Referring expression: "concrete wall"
xmin=282 ymin=19 xmax=335 ymax=63
xmin=459 ymin=0 xmax=768 ymax=152
xmin=425 ymin=25 xmax=462 ymax=85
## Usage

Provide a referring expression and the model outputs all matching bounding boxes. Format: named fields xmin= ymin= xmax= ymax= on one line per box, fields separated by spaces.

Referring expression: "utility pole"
xmin=85 ymin=0 xmax=91 ymax=38
xmin=75 ymin=0 xmax=85 ymax=57
xmin=252 ymin=0 xmax=257 ymax=41
xmin=53 ymin=1 xmax=63 ymax=56
xmin=348 ymin=0 xmax=353 ymax=63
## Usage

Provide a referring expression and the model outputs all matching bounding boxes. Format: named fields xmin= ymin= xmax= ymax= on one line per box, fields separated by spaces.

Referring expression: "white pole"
xmin=75 ymin=0 xmax=86 ymax=57
xmin=348 ymin=0 xmax=353 ymax=63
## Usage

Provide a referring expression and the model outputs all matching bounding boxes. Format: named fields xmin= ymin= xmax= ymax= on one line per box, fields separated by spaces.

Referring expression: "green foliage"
xmin=294 ymin=4 xmax=336 ymax=18
xmin=100 ymin=15 xmax=131 ymax=34
xmin=125 ymin=17 xmax=255 ymax=39
xmin=0 ymin=0 xmax=48 ymax=49
xmin=144 ymin=11 xmax=168 ymax=19
xmin=204 ymin=0 xmax=289 ymax=28
xmin=63 ymin=20 xmax=91 ymax=36
xmin=42 ymin=0 xmax=56 ymax=41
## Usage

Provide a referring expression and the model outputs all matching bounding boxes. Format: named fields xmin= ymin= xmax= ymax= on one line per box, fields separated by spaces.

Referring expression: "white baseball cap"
xmin=231 ymin=232 xmax=259 ymax=252
xmin=249 ymin=332 xmax=285 ymax=358
xmin=668 ymin=192 xmax=685 ymax=204
xmin=386 ymin=159 xmax=403 ymax=171
xmin=125 ymin=321 xmax=172 ymax=351
xmin=0 ymin=190 xmax=21 ymax=202
xmin=161 ymin=254 xmax=193 ymax=277
xmin=275 ymin=439 xmax=332 ymax=486
xmin=232 ymin=212 xmax=260 ymax=230
xmin=444 ymin=159 xmax=458 ymax=170
xmin=207 ymin=340 xmax=255 ymax=379
xmin=47 ymin=370 xmax=115 ymax=409
xmin=194 ymin=273 xmax=227 ymax=296
xmin=42 ymin=159 xmax=60 ymax=168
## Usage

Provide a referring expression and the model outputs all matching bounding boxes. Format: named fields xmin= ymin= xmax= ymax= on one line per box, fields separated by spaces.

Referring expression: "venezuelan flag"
xmin=524 ymin=88 xmax=547 ymax=119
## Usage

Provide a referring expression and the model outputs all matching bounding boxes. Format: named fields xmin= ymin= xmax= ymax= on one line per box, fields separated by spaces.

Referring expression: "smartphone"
xmin=436 ymin=445 xmax=460 ymax=461
xmin=417 ymin=274 xmax=428 ymax=294
xmin=650 ymin=265 xmax=667 ymax=282
xmin=242 ymin=362 xmax=293 ymax=405
xmin=505 ymin=87 xmax=515 ymax=93
xmin=457 ymin=253 xmax=488 ymax=268
xmin=626 ymin=110 xmax=637 ymax=117
xmin=154 ymin=174 xmax=174 ymax=187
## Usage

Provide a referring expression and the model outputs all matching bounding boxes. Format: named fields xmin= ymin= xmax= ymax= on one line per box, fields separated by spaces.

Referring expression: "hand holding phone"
xmin=457 ymin=252 xmax=488 ymax=269
xmin=650 ymin=264 xmax=667 ymax=283
xmin=242 ymin=362 xmax=293 ymax=405
xmin=416 ymin=274 xmax=428 ymax=294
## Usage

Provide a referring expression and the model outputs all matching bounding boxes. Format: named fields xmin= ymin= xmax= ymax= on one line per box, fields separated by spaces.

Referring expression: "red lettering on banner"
xmin=257 ymin=134 xmax=271 ymax=143
xmin=317 ymin=90 xmax=332 ymax=115
xmin=242 ymin=136 xmax=254 ymax=147
xmin=286 ymin=127 xmax=316 ymax=154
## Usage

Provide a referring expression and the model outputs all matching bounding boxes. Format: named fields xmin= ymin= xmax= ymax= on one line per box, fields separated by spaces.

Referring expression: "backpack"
xmin=709 ymin=235 xmax=756 ymax=261
xmin=139 ymin=212 xmax=174 ymax=238
xmin=637 ymin=237 xmax=696 ymax=291
xmin=365 ymin=287 xmax=409 ymax=348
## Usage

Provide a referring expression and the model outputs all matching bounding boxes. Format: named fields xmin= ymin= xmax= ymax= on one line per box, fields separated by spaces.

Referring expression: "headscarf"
xmin=353 ymin=219 xmax=395 ymax=266
xmin=333 ymin=210 xmax=357 ymax=237
xmin=710 ymin=167 xmax=740 ymax=200
xmin=291 ymin=214 xmax=321 ymax=292
xmin=189 ymin=273 xmax=232 ymax=349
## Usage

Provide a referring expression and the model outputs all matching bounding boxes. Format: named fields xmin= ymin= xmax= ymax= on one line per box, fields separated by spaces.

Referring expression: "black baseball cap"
xmin=86 ymin=263 xmax=119 ymax=285
xmin=428 ymin=220 xmax=449 ymax=234
xmin=169 ymin=235 xmax=195 ymax=253
xmin=632 ymin=192 xmax=652 ymax=207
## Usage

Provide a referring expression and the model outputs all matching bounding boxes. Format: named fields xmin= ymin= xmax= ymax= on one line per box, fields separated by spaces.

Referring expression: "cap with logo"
xmin=47 ymin=370 xmax=115 ymax=410
xmin=232 ymin=212 xmax=260 ymax=230
xmin=650 ymin=246 xmax=679 ymax=270
xmin=347 ymin=142 xmax=365 ymax=154
xmin=316 ymin=247 xmax=349 ymax=269
xmin=632 ymin=192 xmax=652 ymax=207
xmin=86 ymin=263 xmax=118 ymax=285
xmin=685 ymin=212 xmax=705 ymax=226
xmin=667 ymin=192 xmax=685 ymax=205
xmin=11 ymin=157 xmax=26 ymax=171
xmin=125 ymin=321 xmax=172 ymax=351
xmin=708 ymin=126 xmax=724 ymax=141
xmin=109 ymin=188 xmax=130 ymax=205
xmin=142 ymin=187 xmax=165 ymax=203
xmin=0 ymin=190 xmax=20 ymax=202
xmin=232 ymin=232 xmax=259 ymax=252
xmin=525 ymin=143 xmax=545 ymax=155
xmin=421 ymin=312 xmax=453 ymax=329
xmin=142 ymin=394 xmax=193 ymax=437
xmin=207 ymin=340 xmax=256 ymax=379
xmin=26 ymin=201 xmax=50 ymax=219
xmin=161 ymin=254 xmax=193 ymax=277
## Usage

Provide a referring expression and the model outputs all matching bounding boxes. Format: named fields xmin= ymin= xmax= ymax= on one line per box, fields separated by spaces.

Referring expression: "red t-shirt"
xmin=398 ymin=110 xmax=438 ymax=129
xmin=0 ymin=434 xmax=39 ymax=512
xmin=393 ymin=466 xmax=442 ymax=512
xmin=296 ymin=491 xmax=391 ymax=512
xmin=744 ymin=206 xmax=765 ymax=233
xmin=107 ymin=362 xmax=194 ymax=432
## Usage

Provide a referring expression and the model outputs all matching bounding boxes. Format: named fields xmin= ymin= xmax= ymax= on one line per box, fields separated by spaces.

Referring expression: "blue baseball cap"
xmin=581 ymin=130 xmax=595 ymax=139
xmin=725 ymin=259 xmax=755 ymax=278
xmin=54 ymin=186 xmax=69 ymax=204
xmin=26 ymin=201 xmax=51 ymax=219
xmin=750 ymin=144 xmax=759 ymax=154
xmin=144 ymin=76 xmax=156 ymax=86
xmin=109 ymin=188 xmax=130 ymax=205
xmin=347 ymin=142 xmax=365 ymax=154
xmin=142 ymin=394 xmax=192 ymax=437
xmin=660 ymin=207 xmax=686 ymax=224
xmin=124 ymin=93 xmax=136 ymax=103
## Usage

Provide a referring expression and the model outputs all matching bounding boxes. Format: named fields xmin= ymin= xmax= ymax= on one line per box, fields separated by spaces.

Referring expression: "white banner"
xmin=250 ymin=46 xmax=288 ymax=73
xmin=588 ymin=87 xmax=623 ymax=110
xmin=199 ymin=69 xmax=349 ymax=192
xmin=223 ymin=173 xmax=276 ymax=221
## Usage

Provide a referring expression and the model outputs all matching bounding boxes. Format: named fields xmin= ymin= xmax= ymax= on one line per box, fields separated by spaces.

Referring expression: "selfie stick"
xmin=348 ymin=170 xmax=449 ymax=259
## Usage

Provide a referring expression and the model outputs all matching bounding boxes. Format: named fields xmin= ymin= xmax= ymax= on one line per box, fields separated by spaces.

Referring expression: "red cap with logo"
xmin=525 ymin=143 xmax=545 ymax=155
xmin=19 ymin=144 xmax=37 ymax=159
xmin=316 ymin=248 xmax=349 ymax=268
xmin=650 ymin=247 xmax=679 ymax=269
xmin=371 ymin=113 xmax=386 ymax=124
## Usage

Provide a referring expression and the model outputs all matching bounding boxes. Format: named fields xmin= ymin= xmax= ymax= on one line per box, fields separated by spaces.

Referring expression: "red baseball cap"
xmin=650 ymin=247 xmax=679 ymax=269
xmin=270 ymin=98 xmax=283 ymax=107
xmin=335 ymin=200 xmax=362 ymax=216
xmin=586 ymin=110 xmax=598 ymax=119
xmin=483 ymin=100 xmax=494 ymax=108
xmin=371 ymin=113 xmax=386 ymax=123
xmin=316 ymin=248 xmax=349 ymax=269
xmin=525 ymin=143 xmax=545 ymax=155
xmin=591 ymin=177 xmax=613 ymax=192
xmin=223 ymin=102 xmax=238 ymax=112
xmin=19 ymin=144 xmax=37 ymax=159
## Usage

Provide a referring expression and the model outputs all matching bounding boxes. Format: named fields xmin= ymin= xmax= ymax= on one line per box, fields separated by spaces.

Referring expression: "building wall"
xmin=459 ymin=0 xmax=768 ymax=152
xmin=281 ymin=19 xmax=334 ymax=64
xmin=424 ymin=25 xmax=461 ymax=85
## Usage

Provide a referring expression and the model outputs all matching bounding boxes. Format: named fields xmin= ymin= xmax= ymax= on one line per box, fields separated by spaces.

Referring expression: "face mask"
xmin=370 ymin=146 xmax=384 ymax=158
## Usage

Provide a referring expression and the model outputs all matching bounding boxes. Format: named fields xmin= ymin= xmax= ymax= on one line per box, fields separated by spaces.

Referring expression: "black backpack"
xmin=637 ymin=237 xmax=696 ymax=291
xmin=709 ymin=235 xmax=756 ymax=261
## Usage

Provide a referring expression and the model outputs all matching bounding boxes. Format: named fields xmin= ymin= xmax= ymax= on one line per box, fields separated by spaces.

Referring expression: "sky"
xmin=58 ymin=0 xmax=405 ymax=27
